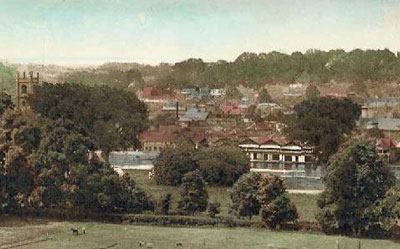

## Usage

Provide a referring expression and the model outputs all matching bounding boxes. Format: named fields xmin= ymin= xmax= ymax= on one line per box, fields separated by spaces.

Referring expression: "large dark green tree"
xmin=285 ymin=97 xmax=361 ymax=163
xmin=0 ymin=110 xmax=153 ymax=214
xmin=317 ymin=140 xmax=396 ymax=235
xmin=230 ymin=172 xmax=262 ymax=220
xmin=177 ymin=171 xmax=208 ymax=215
xmin=257 ymin=88 xmax=273 ymax=103
xmin=256 ymin=175 xmax=298 ymax=228
xmin=194 ymin=146 xmax=250 ymax=186
xmin=153 ymin=143 xmax=198 ymax=186
xmin=27 ymin=83 xmax=148 ymax=160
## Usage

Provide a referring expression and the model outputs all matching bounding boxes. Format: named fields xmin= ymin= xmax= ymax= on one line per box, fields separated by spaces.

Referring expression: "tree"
xmin=257 ymin=88 xmax=272 ymax=103
xmin=153 ymin=143 xmax=198 ymax=186
xmin=0 ymin=110 xmax=41 ymax=211
xmin=257 ymin=175 xmax=298 ymax=228
xmin=207 ymin=202 xmax=221 ymax=218
xmin=230 ymin=172 xmax=262 ymax=220
xmin=177 ymin=171 xmax=208 ymax=215
xmin=378 ymin=187 xmax=400 ymax=231
xmin=0 ymin=111 xmax=154 ymax=214
xmin=225 ymin=86 xmax=242 ymax=100
xmin=317 ymin=140 xmax=396 ymax=235
xmin=305 ymin=84 xmax=320 ymax=100
xmin=28 ymin=83 xmax=148 ymax=161
xmin=194 ymin=146 xmax=250 ymax=186
xmin=157 ymin=193 xmax=172 ymax=215
xmin=285 ymin=97 xmax=361 ymax=163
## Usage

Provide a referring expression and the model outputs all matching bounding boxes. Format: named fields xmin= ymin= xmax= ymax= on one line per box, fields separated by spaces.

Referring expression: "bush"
xmin=177 ymin=171 xmax=208 ymax=215
xmin=230 ymin=172 xmax=262 ymax=220
xmin=257 ymin=175 xmax=298 ymax=228
xmin=207 ymin=202 xmax=221 ymax=218
xmin=156 ymin=193 xmax=172 ymax=215
xmin=195 ymin=146 xmax=250 ymax=186
xmin=153 ymin=145 xmax=198 ymax=186
xmin=259 ymin=194 xmax=298 ymax=229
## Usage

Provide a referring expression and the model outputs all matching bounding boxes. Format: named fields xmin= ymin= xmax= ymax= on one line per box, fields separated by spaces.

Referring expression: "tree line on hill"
xmin=63 ymin=49 xmax=400 ymax=91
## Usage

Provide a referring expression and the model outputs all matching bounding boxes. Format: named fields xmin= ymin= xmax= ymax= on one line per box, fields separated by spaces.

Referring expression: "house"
xmin=140 ymin=125 xmax=209 ymax=151
xmin=283 ymin=84 xmax=305 ymax=97
xmin=109 ymin=151 xmax=159 ymax=170
xmin=139 ymin=85 xmax=175 ymax=103
xmin=181 ymin=86 xmax=198 ymax=95
xmin=139 ymin=125 xmax=181 ymax=152
xmin=361 ymin=97 xmax=400 ymax=119
xmin=179 ymin=107 xmax=209 ymax=122
xmin=239 ymin=136 xmax=314 ymax=167
xmin=376 ymin=137 xmax=398 ymax=160
xmin=210 ymin=88 xmax=225 ymax=97
xmin=364 ymin=118 xmax=400 ymax=138
xmin=162 ymin=101 xmax=186 ymax=112
xmin=220 ymin=101 xmax=247 ymax=117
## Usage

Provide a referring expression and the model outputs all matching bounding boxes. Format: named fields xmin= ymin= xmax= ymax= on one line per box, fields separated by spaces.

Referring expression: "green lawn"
xmin=127 ymin=170 xmax=320 ymax=222
xmin=6 ymin=221 xmax=400 ymax=249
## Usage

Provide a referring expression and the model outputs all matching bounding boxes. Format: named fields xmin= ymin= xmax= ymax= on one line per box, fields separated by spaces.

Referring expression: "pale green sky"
xmin=0 ymin=0 xmax=399 ymax=65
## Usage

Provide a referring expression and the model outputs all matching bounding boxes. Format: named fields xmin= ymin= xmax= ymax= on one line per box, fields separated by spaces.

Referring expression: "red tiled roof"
xmin=139 ymin=130 xmax=179 ymax=143
xmin=248 ymin=136 xmax=290 ymax=146
xmin=141 ymin=86 xmax=175 ymax=100
xmin=220 ymin=102 xmax=246 ymax=115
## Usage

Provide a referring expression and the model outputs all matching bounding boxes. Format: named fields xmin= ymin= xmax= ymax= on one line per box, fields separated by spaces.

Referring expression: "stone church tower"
xmin=16 ymin=71 xmax=39 ymax=108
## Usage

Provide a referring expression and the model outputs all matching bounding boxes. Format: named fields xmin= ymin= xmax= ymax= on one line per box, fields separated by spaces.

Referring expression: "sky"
xmin=0 ymin=0 xmax=399 ymax=65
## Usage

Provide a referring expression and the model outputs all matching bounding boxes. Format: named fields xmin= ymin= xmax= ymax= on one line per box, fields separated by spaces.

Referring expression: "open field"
xmin=126 ymin=170 xmax=320 ymax=222
xmin=0 ymin=218 xmax=399 ymax=249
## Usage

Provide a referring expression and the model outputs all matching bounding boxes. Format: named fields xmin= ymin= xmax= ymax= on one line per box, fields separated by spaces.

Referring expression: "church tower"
xmin=16 ymin=71 xmax=39 ymax=108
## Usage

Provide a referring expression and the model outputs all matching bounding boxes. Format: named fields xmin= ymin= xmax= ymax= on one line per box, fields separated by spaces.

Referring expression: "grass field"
xmin=126 ymin=170 xmax=320 ymax=222
xmin=1 ymin=219 xmax=399 ymax=249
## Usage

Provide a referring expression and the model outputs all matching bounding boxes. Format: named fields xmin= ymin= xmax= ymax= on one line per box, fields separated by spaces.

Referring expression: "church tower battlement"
xmin=16 ymin=71 xmax=39 ymax=108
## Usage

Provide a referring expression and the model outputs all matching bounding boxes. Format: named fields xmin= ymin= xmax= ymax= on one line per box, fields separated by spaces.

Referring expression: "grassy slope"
xmin=8 ymin=222 xmax=399 ymax=249
xmin=127 ymin=170 xmax=319 ymax=222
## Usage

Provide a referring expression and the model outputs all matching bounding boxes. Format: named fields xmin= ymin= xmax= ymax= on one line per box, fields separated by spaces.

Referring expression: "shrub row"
xmin=10 ymin=208 xmax=400 ymax=238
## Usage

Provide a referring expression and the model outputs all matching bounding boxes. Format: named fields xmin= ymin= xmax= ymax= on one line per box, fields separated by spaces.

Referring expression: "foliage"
xmin=0 ymin=111 xmax=153 ymax=214
xmin=317 ymin=140 xmax=396 ymax=235
xmin=0 ymin=92 xmax=13 ymax=116
xmin=257 ymin=175 xmax=298 ymax=228
xmin=257 ymin=88 xmax=272 ymax=103
xmin=143 ymin=49 xmax=400 ymax=91
xmin=305 ymin=84 xmax=320 ymax=100
xmin=64 ymin=69 xmax=145 ymax=90
xmin=285 ymin=97 xmax=361 ymax=163
xmin=378 ymin=187 xmax=400 ymax=230
xmin=207 ymin=202 xmax=221 ymax=218
xmin=157 ymin=193 xmax=172 ymax=215
xmin=28 ymin=83 xmax=148 ymax=157
xmin=0 ymin=63 xmax=17 ymax=96
xmin=225 ymin=86 xmax=242 ymax=100
xmin=194 ymin=146 xmax=250 ymax=186
xmin=153 ymin=144 xmax=198 ymax=186
xmin=177 ymin=171 xmax=208 ymax=215
xmin=151 ymin=112 xmax=176 ymax=129
xmin=229 ymin=172 xmax=262 ymax=220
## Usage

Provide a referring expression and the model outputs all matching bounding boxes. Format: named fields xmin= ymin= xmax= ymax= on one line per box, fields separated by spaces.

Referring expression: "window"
xmin=21 ymin=85 xmax=27 ymax=94
xmin=272 ymin=154 xmax=280 ymax=161
xmin=284 ymin=155 xmax=292 ymax=162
